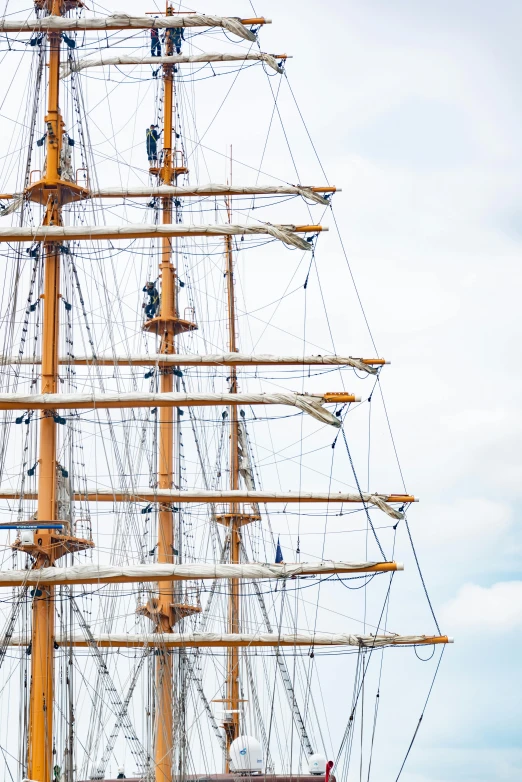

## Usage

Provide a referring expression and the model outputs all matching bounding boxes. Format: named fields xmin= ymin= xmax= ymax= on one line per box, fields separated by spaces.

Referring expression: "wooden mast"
xmin=143 ymin=7 xmax=197 ymax=782
xmin=224 ymin=171 xmax=241 ymax=763
xmin=27 ymin=4 xmax=63 ymax=780
xmin=25 ymin=2 xmax=92 ymax=780
xmin=154 ymin=7 xmax=176 ymax=782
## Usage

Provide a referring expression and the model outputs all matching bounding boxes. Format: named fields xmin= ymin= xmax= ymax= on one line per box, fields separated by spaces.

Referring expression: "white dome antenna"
xmin=229 ymin=736 xmax=264 ymax=774
xmin=308 ymin=753 xmax=326 ymax=775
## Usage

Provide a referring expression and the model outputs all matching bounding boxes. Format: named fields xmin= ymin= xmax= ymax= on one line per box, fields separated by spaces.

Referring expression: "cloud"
xmin=397 ymin=498 xmax=516 ymax=590
xmin=441 ymin=581 xmax=522 ymax=629
xmin=414 ymin=498 xmax=512 ymax=547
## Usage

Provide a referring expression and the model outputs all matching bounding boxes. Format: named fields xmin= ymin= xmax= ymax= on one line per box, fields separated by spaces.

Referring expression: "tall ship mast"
xmin=0 ymin=4 xmax=451 ymax=782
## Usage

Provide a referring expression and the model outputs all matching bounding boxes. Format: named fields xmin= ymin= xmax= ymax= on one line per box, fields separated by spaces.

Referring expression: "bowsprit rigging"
xmin=0 ymin=3 xmax=451 ymax=782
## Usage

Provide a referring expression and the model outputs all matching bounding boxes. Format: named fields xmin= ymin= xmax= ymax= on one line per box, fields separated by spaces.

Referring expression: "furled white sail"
xmin=81 ymin=489 xmax=409 ymax=519
xmin=0 ymin=186 xmax=333 ymax=211
xmin=0 ymin=15 xmax=266 ymax=41
xmin=0 ymin=223 xmax=319 ymax=250
xmin=0 ymin=392 xmax=354 ymax=427
xmin=89 ymin=184 xmax=332 ymax=205
xmin=0 ymin=353 xmax=379 ymax=372
xmin=0 ymin=194 xmax=23 ymax=216
xmin=0 ymin=561 xmax=402 ymax=587
xmin=60 ymin=53 xmax=284 ymax=79
xmin=7 ymin=632 xmax=452 ymax=648
xmin=0 ymin=489 xmax=411 ymax=517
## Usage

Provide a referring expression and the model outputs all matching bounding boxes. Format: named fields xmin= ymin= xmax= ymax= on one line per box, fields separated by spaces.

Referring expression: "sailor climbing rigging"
xmin=146 ymin=124 xmax=162 ymax=163
xmin=143 ymin=281 xmax=160 ymax=319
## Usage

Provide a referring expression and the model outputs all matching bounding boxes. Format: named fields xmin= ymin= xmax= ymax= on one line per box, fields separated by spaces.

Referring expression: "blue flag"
xmin=275 ymin=537 xmax=283 ymax=563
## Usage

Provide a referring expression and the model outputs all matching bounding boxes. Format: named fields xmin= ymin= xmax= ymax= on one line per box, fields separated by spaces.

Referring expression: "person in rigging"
xmin=117 ymin=768 xmax=126 ymax=779
xmin=146 ymin=124 xmax=162 ymax=164
xmin=168 ymin=27 xmax=185 ymax=55
xmin=150 ymin=24 xmax=162 ymax=56
xmin=143 ymin=281 xmax=160 ymax=319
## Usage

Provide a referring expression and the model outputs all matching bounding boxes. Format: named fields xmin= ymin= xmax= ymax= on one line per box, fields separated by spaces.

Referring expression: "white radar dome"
xmin=308 ymin=753 xmax=326 ymax=775
xmin=229 ymin=736 xmax=264 ymax=774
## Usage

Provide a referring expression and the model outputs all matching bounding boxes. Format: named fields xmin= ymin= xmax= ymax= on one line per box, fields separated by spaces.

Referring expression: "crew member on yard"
xmin=168 ymin=26 xmax=184 ymax=54
xmin=151 ymin=25 xmax=161 ymax=56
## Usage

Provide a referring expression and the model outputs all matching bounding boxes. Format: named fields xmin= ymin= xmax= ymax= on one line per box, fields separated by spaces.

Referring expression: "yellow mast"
xmin=219 ymin=158 xmax=260 ymax=766
xmin=24 ymin=2 xmax=92 ymax=780
xmin=140 ymin=7 xmax=198 ymax=781
xmin=154 ymin=8 xmax=175 ymax=782
xmin=155 ymin=8 xmax=175 ymax=782
xmin=27 ymin=4 xmax=63 ymax=780
xmin=224 ymin=181 xmax=241 ymax=762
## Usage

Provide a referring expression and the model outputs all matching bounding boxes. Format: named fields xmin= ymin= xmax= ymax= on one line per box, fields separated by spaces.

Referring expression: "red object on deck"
xmin=325 ymin=761 xmax=334 ymax=782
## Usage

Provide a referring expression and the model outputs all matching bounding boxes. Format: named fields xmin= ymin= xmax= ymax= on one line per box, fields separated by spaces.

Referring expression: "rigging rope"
xmin=340 ymin=428 xmax=386 ymax=560
xmin=404 ymin=516 xmax=441 ymax=636
xmin=394 ymin=646 xmax=446 ymax=781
